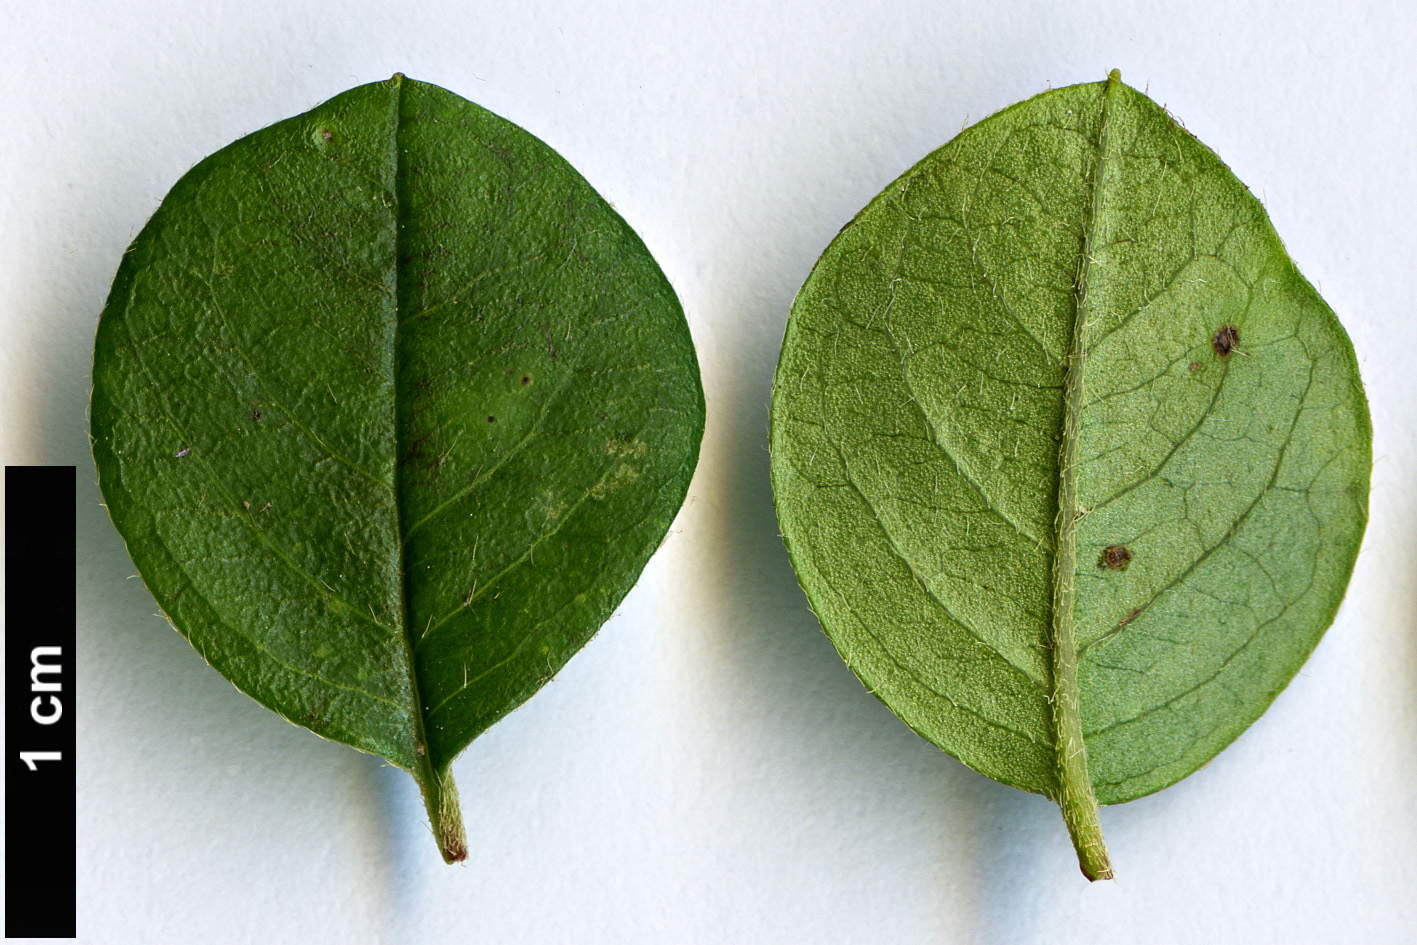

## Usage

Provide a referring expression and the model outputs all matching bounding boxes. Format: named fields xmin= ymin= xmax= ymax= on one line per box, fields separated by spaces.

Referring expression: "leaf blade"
xmin=770 ymin=75 xmax=1369 ymax=874
xmin=91 ymin=76 xmax=704 ymax=860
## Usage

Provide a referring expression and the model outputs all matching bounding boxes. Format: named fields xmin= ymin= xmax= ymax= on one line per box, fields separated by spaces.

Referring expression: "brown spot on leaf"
xmin=251 ymin=409 xmax=261 ymax=421
xmin=1213 ymin=324 xmax=1239 ymax=356
xmin=1099 ymin=545 xmax=1132 ymax=571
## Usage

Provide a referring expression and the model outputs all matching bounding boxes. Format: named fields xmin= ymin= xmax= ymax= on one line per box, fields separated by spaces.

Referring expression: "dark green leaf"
xmin=769 ymin=71 xmax=1369 ymax=879
xmin=91 ymin=75 xmax=704 ymax=862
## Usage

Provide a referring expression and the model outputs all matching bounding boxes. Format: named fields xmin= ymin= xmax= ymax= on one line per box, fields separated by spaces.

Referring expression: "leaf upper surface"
xmin=92 ymin=77 xmax=704 ymax=812
xmin=770 ymin=77 xmax=1369 ymax=808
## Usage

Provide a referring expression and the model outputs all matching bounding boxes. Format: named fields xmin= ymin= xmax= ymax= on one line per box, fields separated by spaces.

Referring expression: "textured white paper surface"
xmin=3 ymin=2 xmax=1415 ymax=942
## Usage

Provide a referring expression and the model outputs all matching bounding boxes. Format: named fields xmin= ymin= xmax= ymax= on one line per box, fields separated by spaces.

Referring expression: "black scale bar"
xmin=5 ymin=466 xmax=76 ymax=939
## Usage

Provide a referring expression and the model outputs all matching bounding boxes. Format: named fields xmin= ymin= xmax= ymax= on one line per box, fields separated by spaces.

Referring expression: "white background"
xmin=3 ymin=2 xmax=1415 ymax=942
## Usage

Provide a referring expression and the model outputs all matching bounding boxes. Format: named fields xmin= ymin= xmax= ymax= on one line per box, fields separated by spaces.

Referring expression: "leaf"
xmin=90 ymin=75 xmax=704 ymax=862
xmin=769 ymin=71 xmax=1370 ymax=879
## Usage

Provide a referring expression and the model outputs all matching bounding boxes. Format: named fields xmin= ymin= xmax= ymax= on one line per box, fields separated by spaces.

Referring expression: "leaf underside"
xmin=91 ymin=76 xmax=704 ymax=855
xmin=771 ymin=75 xmax=1369 ymax=816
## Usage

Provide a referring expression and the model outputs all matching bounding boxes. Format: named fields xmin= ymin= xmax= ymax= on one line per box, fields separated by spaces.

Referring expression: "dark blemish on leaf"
xmin=1188 ymin=361 xmax=1202 ymax=373
xmin=1118 ymin=608 xmax=1142 ymax=627
xmin=1099 ymin=545 xmax=1132 ymax=571
xmin=300 ymin=695 xmax=330 ymax=731
xmin=258 ymin=502 xmax=271 ymax=512
xmin=251 ymin=409 xmax=262 ymax=421
xmin=322 ymin=128 xmax=334 ymax=142
xmin=1213 ymin=324 xmax=1239 ymax=356
xmin=487 ymin=415 xmax=496 ymax=423
xmin=175 ymin=447 xmax=190 ymax=458
xmin=520 ymin=374 xmax=532 ymax=387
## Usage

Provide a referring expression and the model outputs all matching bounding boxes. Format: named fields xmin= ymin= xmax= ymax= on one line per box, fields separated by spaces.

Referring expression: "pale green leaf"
xmin=769 ymin=72 xmax=1369 ymax=879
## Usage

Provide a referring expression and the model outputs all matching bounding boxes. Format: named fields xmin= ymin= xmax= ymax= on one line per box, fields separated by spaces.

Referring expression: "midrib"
xmin=385 ymin=76 xmax=465 ymax=861
xmin=385 ymin=74 xmax=433 ymax=772
xmin=1046 ymin=71 xmax=1123 ymax=881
